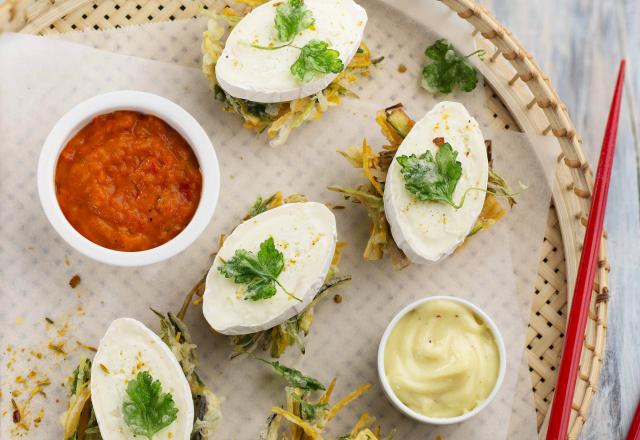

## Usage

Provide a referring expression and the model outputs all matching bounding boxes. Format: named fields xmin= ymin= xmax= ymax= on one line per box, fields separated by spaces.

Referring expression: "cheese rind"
xmin=215 ymin=0 xmax=368 ymax=103
xmin=203 ymin=202 xmax=337 ymax=335
xmin=90 ymin=318 xmax=194 ymax=440
xmin=384 ymin=101 xmax=488 ymax=263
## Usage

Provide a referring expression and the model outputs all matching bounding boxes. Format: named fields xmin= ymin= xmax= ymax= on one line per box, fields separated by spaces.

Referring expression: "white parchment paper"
xmin=1 ymin=3 xmax=558 ymax=438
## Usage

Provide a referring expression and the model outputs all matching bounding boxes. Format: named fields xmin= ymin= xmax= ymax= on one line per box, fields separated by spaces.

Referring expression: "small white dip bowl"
xmin=37 ymin=91 xmax=220 ymax=267
xmin=377 ymin=295 xmax=507 ymax=425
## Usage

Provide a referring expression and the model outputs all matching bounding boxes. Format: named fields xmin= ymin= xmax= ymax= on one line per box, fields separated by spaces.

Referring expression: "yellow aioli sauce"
xmin=384 ymin=300 xmax=500 ymax=418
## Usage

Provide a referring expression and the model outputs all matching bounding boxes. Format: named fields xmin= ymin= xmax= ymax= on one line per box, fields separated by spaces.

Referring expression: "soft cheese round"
xmin=203 ymin=202 xmax=336 ymax=335
xmin=215 ymin=0 xmax=368 ymax=103
xmin=384 ymin=101 xmax=488 ymax=263
xmin=90 ymin=318 xmax=194 ymax=440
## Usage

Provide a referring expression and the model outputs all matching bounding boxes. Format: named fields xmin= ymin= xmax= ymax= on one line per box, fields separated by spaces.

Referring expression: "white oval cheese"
xmin=203 ymin=202 xmax=336 ymax=335
xmin=90 ymin=318 xmax=194 ymax=440
xmin=384 ymin=101 xmax=488 ymax=263
xmin=216 ymin=0 xmax=368 ymax=103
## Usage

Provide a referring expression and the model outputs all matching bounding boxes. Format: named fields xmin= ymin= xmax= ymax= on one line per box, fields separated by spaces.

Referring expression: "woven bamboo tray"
xmin=1 ymin=0 xmax=610 ymax=438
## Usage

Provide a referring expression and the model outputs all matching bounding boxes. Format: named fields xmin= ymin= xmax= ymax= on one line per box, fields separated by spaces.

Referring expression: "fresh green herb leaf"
xmin=122 ymin=371 xmax=178 ymax=440
xmin=421 ymin=38 xmax=484 ymax=94
xmin=252 ymin=3 xmax=342 ymax=83
xmin=396 ymin=142 xmax=463 ymax=208
xmin=291 ymin=393 xmax=328 ymax=420
xmin=274 ymin=0 xmax=315 ymax=42
xmin=244 ymin=195 xmax=275 ymax=220
xmin=257 ymin=358 xmax=325 ymax=391
xmin=398 ymin=142 xmax=526 ymax=209
xmin=291 ymin=40 xmax=344 ymax=82
xmin=218 ymin=237 xmax=301 ymax=302
xmin=245 ymin=196 xmax=270 ymax=220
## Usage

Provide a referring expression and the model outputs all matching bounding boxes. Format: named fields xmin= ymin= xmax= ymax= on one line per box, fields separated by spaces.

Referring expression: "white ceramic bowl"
xmin=37 ymin=91 xmax=220 ymax=267
xmin=377 ymin=295 xmax=507 ymax=425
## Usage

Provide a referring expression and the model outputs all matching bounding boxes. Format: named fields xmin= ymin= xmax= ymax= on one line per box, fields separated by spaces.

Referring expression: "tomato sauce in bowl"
xmin=54 ymin=111 xmax=203 ymax=252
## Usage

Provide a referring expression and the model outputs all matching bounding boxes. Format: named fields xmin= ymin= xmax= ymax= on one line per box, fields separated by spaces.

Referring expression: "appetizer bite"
xmin=201 ymin=0 xmax=379 ymax=146
xmin=60 ymin=314 xmax=220 ymax=440
xmin=330 ymin=101 xmax=518 ymax=268
xmin=198 ymin=193 xmax=349 ymax=358
xmin=257 ymin=359 xmax=392 ymax=440
xmin=379 ymin=297 xmax=505 ymax=422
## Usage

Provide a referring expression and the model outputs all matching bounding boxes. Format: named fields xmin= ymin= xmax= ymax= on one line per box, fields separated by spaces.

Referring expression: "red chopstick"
xmin=627 ymin=399 xmax=640 ymax=440
xmin=546 ymin=59 xmax=626 ymax=440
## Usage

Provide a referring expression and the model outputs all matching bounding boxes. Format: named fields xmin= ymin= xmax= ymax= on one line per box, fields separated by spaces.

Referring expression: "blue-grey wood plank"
xmin=480 ymin=0 xmax=640 ymax=438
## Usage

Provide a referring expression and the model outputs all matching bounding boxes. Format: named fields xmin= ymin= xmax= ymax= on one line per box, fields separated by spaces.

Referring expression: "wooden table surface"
xmin=481 ymin=0 xmax=640 ymax=438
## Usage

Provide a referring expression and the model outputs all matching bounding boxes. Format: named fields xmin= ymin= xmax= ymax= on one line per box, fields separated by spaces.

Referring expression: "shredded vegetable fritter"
xmin=152 ymin=311 xmax=222 ymax=439
xmin=60 ymin=313 xmax=221 ymax=440
xmin=258 ymin=362 xmax=393 ymax=440
xmin=60 ymin=358 xmax=100 ymax=440
xmin=201 ymin=3 xmax=379 ymax=147
xmin=179 ymin=192 xmax=351 ymax=359
xmin=230 ymin=193 xmax=351 ymax=358
xmin=330 ymin=104 xmax=514 ymax=268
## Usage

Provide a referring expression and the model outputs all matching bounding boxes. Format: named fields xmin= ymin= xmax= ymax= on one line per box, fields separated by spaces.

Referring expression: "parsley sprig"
xmin=251 ymin=0 xmax=345 ymax=82
xmin=421 ymin=39 xmax=485 ymax=94
xmin=275 ymin=0 xmax=314 ymax=42
xmin=397 ymin=142 xmax=464 ymax=208
xmin=397 ymin=141 xmax=526 ymax=209
xmin=291 ymin=40 xmax=344 ymax=81
xmin=218 ymin=237 xmax=301 ymax=302
xmin=122 ymin=371 xmax=178 ymax=440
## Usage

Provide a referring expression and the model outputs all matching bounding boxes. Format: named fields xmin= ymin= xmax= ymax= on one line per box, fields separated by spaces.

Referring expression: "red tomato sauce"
xmin=55 ymin=111 xmax=202 ymax=252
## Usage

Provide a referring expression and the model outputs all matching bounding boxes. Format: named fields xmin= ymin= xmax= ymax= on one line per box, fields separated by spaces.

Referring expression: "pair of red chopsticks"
xmin=546 ymin=59 xmax=626 ymax=439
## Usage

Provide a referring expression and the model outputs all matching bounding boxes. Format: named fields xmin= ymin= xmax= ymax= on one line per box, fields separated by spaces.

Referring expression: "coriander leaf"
xmin=218 ymin=237 xmax=300 ymax=301
xmin=291 ymin=393 xmax=328 ymax=421
xmin=456 ymin=61 xmax=479 ymax=92
xmin=421 ymin=38 xmax=484 ymax=94
xmin=122 ymin=371 xmax=178 ymax=440
xmin=257 ymin=358 xmax=325 ymax=391
xmin=245 ymin=277 xmax=277 ymax=301
xmin=275 ymin=0 xmax=315 ymax=42
xmin=424 ymin=38 xmax=450 ymax=62
xmin=396 ymin=142 xmax=463 ymax=208
xmin=291 ymin=40 xmax=344 ymax=82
